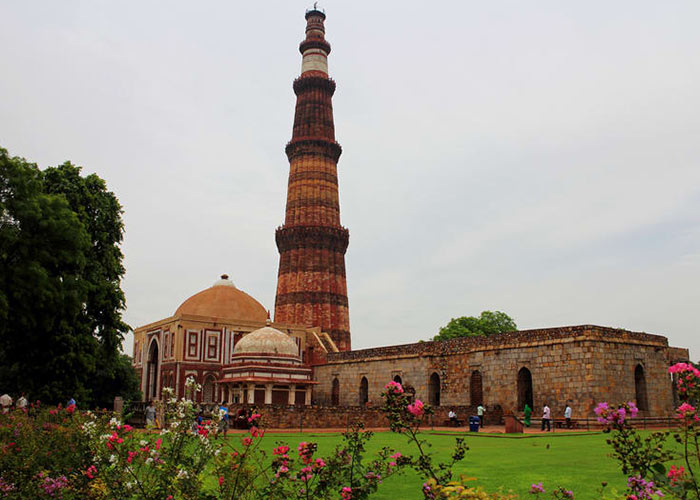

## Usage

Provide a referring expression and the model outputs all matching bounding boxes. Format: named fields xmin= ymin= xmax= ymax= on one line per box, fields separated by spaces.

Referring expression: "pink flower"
xmin=299 ymin=466 xmax=314 ymax=481
xmin=341 ymin=486 xmax=353 ymax=500
xmin=668 ymin=465 xmax=685 ymax=484
xmin=247 ymin=413 xmax=261 ymax=423
xmin=384 ymin=381 xmax=404 ymax=394
xmin=218 ymin=476 xmax=224 ymax=486
xmin=155 ymin=438 xmax=162 ymax=450
xmin=530 ymin=482 xmax=545 ymax=494
xmin=241 ymin=437 xmax=253 ymax=447
xmin=85 ymin=465 xmax=97 ymax=479
xmin=273 ymin=445 xmax=290 ymax=456
xmin=407 ymin=399 xmax=424 ymax=417
xmin=676 ymin=403 xmax=699 ymax=424
xmin=314 ymin=458 xmax=326 ymax=468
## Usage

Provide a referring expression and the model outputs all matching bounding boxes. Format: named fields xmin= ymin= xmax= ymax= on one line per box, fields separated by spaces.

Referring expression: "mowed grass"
xmin=220 ymin=430 xmax=636 ymax=499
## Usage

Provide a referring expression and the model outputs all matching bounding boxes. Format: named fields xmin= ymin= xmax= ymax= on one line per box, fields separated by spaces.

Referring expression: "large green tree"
xmin=0 ymin=148 xmax=138 ymax=406
xmin=433 ymin=311 xmax=517 ymax=341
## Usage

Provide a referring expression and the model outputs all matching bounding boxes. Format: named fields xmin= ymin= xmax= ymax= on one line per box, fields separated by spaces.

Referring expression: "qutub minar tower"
xmin=274 ymin=8 xmax=351 ymax=351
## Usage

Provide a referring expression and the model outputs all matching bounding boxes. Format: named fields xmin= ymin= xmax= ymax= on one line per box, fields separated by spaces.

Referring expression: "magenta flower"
xmin=667 ymin=465 xmax=685 ymax=484
xmin=529 ymin=482 xmax=545 ymax=494
xmin=384 ymin=381 xmax=404 ymax=394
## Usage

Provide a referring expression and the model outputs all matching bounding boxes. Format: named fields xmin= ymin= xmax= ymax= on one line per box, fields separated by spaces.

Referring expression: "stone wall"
xmin=222 ymin=403 xmax=502 ymax=429
xmin=313 ymin=325 xmax=689 ymax=417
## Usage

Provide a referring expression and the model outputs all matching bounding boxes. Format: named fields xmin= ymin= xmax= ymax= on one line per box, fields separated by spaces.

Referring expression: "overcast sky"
xmin=2 ymin=1 xmax=699 ymax=359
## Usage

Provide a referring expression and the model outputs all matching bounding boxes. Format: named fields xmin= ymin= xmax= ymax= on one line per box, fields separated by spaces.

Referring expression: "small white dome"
xmin=233 ymin=326 xmax=299 ymax=357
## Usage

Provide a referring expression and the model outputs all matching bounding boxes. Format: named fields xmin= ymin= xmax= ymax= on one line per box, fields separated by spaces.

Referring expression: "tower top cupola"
xmin=300 ymin=5 xmax=331 ymax=77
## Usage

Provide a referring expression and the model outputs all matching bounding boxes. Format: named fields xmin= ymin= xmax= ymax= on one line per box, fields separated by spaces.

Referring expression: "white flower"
xmin=145 ymin=457 xmax=154 ymax=465
xmin=140 ymin=440 xmax=148 ymax=446
xmin=109 ymin=417 xmax=122 ymax=428
xmin=176 ymin=469 xmax=189 ymax=479
xmin=109 ymin=454 xmax=117 ymax=464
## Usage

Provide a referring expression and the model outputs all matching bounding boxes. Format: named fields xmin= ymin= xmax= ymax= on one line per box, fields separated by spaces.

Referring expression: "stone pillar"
xmin=265 ymin=384 xmax=273 ymax=405
xmin=305 ymin=386 xmax=312 ymax=406
xmin=247 ymin=384 xmax=255 ymax=404
xmin=288 ymin=384 xmax=296 ymax=405
xmin=238 ymin=386 xmax=244 ymax=404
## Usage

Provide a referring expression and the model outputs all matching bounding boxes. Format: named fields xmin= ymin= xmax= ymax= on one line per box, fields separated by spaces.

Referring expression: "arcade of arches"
xmin=314 ymin=325 xmax=688 ymax=417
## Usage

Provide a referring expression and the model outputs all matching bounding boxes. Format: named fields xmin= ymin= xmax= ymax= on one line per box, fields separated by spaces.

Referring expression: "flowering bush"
xmin=381 ymin=380 xmax=468 ymax=496
xmin=0 ymin=402 xmax=93 ymax=499
xmin=593 ymin=361 xmax=700 ymax=499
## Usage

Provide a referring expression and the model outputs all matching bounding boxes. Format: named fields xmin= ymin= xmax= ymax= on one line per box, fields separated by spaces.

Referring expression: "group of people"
xmin=447 ymin=404 xmax=485 ymax=427
xmin=0 ymin=393 xmax=75 ymax=414
xmin=523 ymin=402 xmax=573 ymax=431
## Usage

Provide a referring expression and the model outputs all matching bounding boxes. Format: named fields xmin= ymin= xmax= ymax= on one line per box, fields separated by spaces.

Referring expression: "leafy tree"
xmin=433 ymin=311 xmax=517 ymax=341
xmin=0 ymin=148 xmax=137 ymax=405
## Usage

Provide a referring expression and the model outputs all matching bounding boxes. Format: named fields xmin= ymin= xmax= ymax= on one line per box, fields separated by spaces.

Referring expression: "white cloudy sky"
xmin=1 ymin=1 xmax=699 ymax=359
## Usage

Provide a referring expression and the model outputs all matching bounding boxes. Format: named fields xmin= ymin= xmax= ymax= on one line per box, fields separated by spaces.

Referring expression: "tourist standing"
xmin=564 ymin=403 xmax=572 ymax=429
xmin=0 ymin=394 xmax=12 ymax=413
xmin=145 ymin=401 xmax=156 ymax=428
xmin=523 ymin=403 xmax=532 ymax=427
xmin=477 ymin=404 xmax=485 ymax=428
xmin=541 ymin=403 xmax=551 ymax=432
xmin=218 ymin=401 xmax=229 ymax=437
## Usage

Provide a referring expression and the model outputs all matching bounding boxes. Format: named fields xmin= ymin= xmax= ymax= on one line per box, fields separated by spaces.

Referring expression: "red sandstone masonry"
xmin=274 ymin=10 xmax=351 ymax=352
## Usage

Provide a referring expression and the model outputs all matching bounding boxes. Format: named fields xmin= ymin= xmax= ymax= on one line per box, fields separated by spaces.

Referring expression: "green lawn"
xmin=222 ymin=430 xmax=635 ymax=499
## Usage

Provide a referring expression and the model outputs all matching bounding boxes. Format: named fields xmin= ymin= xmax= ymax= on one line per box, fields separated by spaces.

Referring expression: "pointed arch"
xmin=517 ymin=367 xmax=533 ymax=411
xmin=359 ymin=377 xmax=368 ymax=405
xmin=470 ymin=370 xmax=483 ymax=406
xmin=393 ymin=374 xmax=403 ymax=385
xmin=331 ymin=378 xmax=340 ymax=406
xmin=146 ymin=338 xmax=160 ymax=401
xmin=428 ymin=372 xmax=440 ymax=406
xmin=635 ymin=364 xmax=648 ymax=411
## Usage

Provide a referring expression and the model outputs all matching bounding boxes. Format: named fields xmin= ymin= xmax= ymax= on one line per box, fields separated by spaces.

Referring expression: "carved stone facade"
xmin=274 ymin=8 xmax=351 ymax=352
xmin=313 ymin=326 xmax=689 ymax=418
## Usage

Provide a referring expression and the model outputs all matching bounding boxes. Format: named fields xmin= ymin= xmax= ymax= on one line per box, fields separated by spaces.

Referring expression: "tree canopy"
xmin=433 ymin=311 xmax=517 ymax=341
xmin=0 ymin=148 xmax=139 ymax=406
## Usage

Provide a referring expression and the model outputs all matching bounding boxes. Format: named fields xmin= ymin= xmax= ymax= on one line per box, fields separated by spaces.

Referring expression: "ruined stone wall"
xmin=313 ymin=326 xmax=685 ymax=417
xmin=223 ymin=404 xmax=502 ymax=429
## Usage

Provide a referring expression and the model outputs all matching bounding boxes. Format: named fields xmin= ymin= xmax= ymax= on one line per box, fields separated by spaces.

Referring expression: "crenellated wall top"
xmin=327 ymin=325 xmax=672 ymax=364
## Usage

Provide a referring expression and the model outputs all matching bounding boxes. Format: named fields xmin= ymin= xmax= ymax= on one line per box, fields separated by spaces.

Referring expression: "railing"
xmin=529 ymin=416 xmax=677 ymax=432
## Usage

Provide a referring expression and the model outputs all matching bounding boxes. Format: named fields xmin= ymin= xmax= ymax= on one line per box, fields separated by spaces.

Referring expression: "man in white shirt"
xmin=448 ymin=409 xmax=457 ymax=425
xmin=541 ymin=403 xmax=551 ymax=432
xmin=477 ymin=404 xmax=485 ymax=428
xmin=564 ymin=403 xmax=572 ymax=428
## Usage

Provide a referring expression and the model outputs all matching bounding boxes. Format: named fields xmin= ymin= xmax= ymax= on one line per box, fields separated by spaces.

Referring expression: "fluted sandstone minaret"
xmin=274 ymin=8 xmax=351 ymax=351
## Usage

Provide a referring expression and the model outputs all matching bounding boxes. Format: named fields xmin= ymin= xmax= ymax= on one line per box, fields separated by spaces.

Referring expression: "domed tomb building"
xmin=132 ymin=275 xmax=336 ymax=404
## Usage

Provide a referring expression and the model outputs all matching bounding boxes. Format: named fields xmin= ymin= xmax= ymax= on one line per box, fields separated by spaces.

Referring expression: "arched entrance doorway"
xmin=393 ymin=374 xmax=403 ymax=385
xmin=517 ymin=367 xmax=533 ymax=411
xmin=359 ymin=377 xmax=368 ymax=405
xmin=146 ymin=340 xmax=159 ymax=401
xmin=331 ymin=378 xmax=340 ymax=405
xmin=635 ymin=364 xmax=648 ymax=411
xmin=428 ymin=372 xmax=440 ymax=406
xmin=470 ymin=370 xmax=483 ymax=406
xmin=202 ymin=375 xmax=216 ymax=403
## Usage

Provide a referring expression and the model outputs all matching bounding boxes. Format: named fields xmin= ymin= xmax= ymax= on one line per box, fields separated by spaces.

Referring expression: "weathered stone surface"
xmin=313 ymin=325 xmax=688 ymax=417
